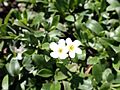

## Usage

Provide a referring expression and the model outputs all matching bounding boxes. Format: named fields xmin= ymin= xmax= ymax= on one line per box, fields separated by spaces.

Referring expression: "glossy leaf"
xmin=50 ymin=82 xmax=61 ymax=90
xmin=63 ymin=81 xmax=72 ymax=90
xmin=51 ymin=15 xmax=60 ymax=28
xmin=54 ymin=70 xmax=67 ymax=81
xmin=100 ymin=83 xmax=110 ymax=90
xmin=65 ymin=15 xmax=74 ymax=22
xmin=79 ymin=79 xmax=93 ymax=90
xmin=32 ymin=54 xmax=45 ymax=67
xmin=42 ymin=43 xmax=50 ymax=50
xmin=6 ymin=58 xmax=20 ymax=76
xmin=92 ymin=64 xmax=102 ymax=83
xmin=2 ymin=75 xmax=9 ymax=90
xmin=87 ymin=56 xmax=100 ymax=65
xmin=0 ymin=41 xmax=4 ymax=51
xmin=4 ymin=9 xmax=14 ymax=24
xmin=86 ymin=19 xmax=104 ymax=35
xmin=102 ymin=68 xmax=113 ymax=81
xmin=41 ymin=83 xmax=51 ymax=90
xmin=32 ymin=12 xmax=44 ymax=26
xmin=66 ymin=63 xmax=78 ymax=72
xmin=38 ymin=69 xmax=53 ymax=78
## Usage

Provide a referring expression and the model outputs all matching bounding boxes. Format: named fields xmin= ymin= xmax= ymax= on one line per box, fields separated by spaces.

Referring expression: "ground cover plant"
xmin=0 ymin=0 xmax=120 ymax=90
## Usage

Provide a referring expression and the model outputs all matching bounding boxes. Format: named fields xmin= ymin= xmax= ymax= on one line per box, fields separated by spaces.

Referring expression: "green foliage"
xmin=0 ymin=0 xmax=120 ymax=90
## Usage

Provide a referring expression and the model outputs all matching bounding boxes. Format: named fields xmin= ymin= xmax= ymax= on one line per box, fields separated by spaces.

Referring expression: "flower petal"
xmin=66 ymin=38 xmax=72 ymax=45
xmin=75 ymin=48 xmax=82 ymax=54
xmin=62 ymin=47 xmax=69 ymax=53
xmin=58 ymin=39 xmax=66 ymax=46
xmin=59 ymin=53 xmax=68 ymax=59
xmin=49 ymin=42 xmax=58 ymax=51
xmin=16 ymin=53 xmax=22 ymax=60
xmin=69 ymin=52 xmax=75 ymax=58
xmin=74 ymin=40 xmax=81 ymax=46
xmin=50 ymin=52 xmax=58 ymax=58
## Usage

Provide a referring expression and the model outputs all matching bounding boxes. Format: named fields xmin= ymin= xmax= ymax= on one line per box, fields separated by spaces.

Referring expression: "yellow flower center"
xmin=58 ymin=48 xmax=63 ymax=53
xmin=69 ymin=45 xmax=74 ymax=51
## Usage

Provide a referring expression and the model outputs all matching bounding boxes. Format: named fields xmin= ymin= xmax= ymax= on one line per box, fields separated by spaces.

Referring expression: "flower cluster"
xmin=49 ymin=38 xmax=82 ymax=59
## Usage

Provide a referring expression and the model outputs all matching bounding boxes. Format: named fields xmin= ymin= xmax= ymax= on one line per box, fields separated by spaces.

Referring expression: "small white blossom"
xmin=14 ymin=44 xmax=27 ymax=60
xmin=66 ymin=38 xmax=82 ymax=58
xmin=49 ymin=39 xmax=68 ymax=59
xmin=16 ymin=53 xmax=22 ymax=60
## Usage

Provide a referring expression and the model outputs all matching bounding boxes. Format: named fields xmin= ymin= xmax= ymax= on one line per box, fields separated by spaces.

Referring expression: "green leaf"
xmin=45 ymin=55 xmax=51 ymax=62
xmin=29 ymin=34 xmax=38 ymax=45
xmin=77 ymin=50 xmax=86 ymax=60
xmin=69 ymin=0 xmax=79 ymax=11
xmin=54 ymin=70 xmax=67 ymax=81
xmin=65 ymin=15 xmax=74 ymax=22
xmin=6 ymin=58 xmax=20 ymax=76
xmin=50 ymin=82 xmax=61 ymax=90
xmin=113 ymin=26 xmax=120 ymax=42
xmin=63 ymin=81 xmax=72 ymax=90
xmin=107 ymin=0 xmax=119 ymax=5
xmin=102 ymin=68 xmax=112 ymax=81
xmin=0 ymin=18 xmax=2 ymax=26
xmin=2 ymin=75 xmax=9 ymax=90
xmin=50 ymin=15 xmax=60 ymax=30
xmin=20 ymin=81 xmax=26 ymax=90
xmin=16 ymin=0 xmax=36 ymax=3
xmin=0 ymin=0 xmax=4 ymax=3
xmin=38 ymin=69 xmax=53 ymax=78
xmin=32 ymin=54 xmax=45 ymax=67
xmin=106 ymin=2 xmax=120 ymax=11
xmin=22 ymin=55 xmax=33 ymax=71
xmin=55 ymin=0 xmax=68 ymax=14
xmin=110 ymin=45 xmax=120 ymax=53
xmin=87 ymin=56 xmax=100 ymax=65
xmin=42 ymin=43 xmax=50 ymax=50
xmin=86 ymin=19 xmax=104 ymax=35
xmin=79 ymin=79 xmax=93 ymax=90
xmin=32 ymin=12 xmax=44 ymax=26
xmin=113 ymin=75 xmax=120 ymax=84
xmin=116 ymin=7 xmax=120 ymax=19
xmin=100 ymin=0 xmax=107 ymax=12
xmin=0 ymin=60 xmax=4 ymax=68
xmin=22 ymin=55 xmax=31 ymax=67
xmin=66 ymin=63 xmax=78 ymax=72
xmin=13 ymin=20 xmax=33 ymax=31
xmin=0 ymin=41 xmax=4 ymax=51
xmin=4 ymin=9 xmax=14 ymax=24
xmin=49 ymin=30 xmax=64 ymax=39
xmin=107 ymin=73 xmax=114 ymax=82
xmin=41 ymin=83 xmax=51 ymax=90
xmin=113 ymin=60 xmax=120 ymax=72
xmin=34 ymin=30 xmax=45 ymax=38
xmin=57 ymin=23 xmax=67 ymax=31
xmin=84 ymin=2 xmax=95 ymax=10
xmin=92 ymin=64 xmax=102 ymax=83
xmin=36 ymin=0 xmax=48 ymax=3
xmin=100 ymin=83 xmax=110 ymax=90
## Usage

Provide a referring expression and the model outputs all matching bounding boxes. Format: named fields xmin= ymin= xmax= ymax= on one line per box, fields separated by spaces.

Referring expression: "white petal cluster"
xmin=49 ymin=38 xmax=82 ymax=59
xmin=50 ymin=39 xmax=68 ymax=59
xmin=15 ymin=44 xmax=27 ymax=60
xmin=66 ymin=38 xmax=82 ymax=58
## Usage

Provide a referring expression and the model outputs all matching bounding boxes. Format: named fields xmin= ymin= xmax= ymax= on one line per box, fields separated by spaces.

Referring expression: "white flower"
xmin=16 ymin=53 xmax=22 ymax=60
xmin=49 ymin=39 xmax=68 ymax=59
xmin=14 ymin=44 xmax=27 ymax=60
xmin=66 ymin=38 xmax=82 ymax=58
